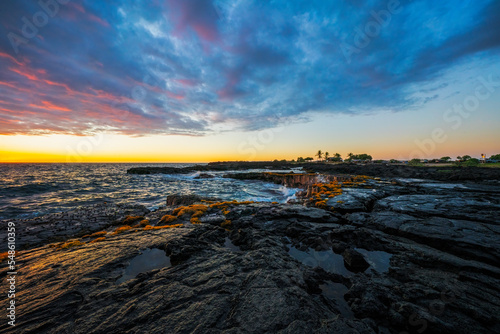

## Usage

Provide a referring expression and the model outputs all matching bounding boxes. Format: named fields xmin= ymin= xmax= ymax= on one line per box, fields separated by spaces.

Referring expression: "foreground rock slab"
xmin=0 ymin=203 xmax=149 ymax=250
xmin=1 ymin=178 xmax=499 ymax=333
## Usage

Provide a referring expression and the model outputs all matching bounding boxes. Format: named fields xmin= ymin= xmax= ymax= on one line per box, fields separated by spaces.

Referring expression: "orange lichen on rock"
xmin=0 ymin=252 xmax=17 ymax=262
xmin=221 ymin=220 xmax=232 ymax=227
xmin=159 ymin=215 xmax=178 ymax=225
xmin=192 ymin=210 xmax=206 ymax=219
xmin=306 ymin=180 xmax=344 ymax=209
xmin=173 ymin=204 xmax=208 ymax=218
xmin=200 ymin=199 xmax=215 ymax=204
xmin=143 ymin=224 xmax=183 ymax=230
xmin=112 ymin=225 xmax=133 ymax=235
xmin=89 ymin=237 xmax=106 ymax=243
xmin=82 ymin=231 xmax=107 ymax=238
xmin=190 ymin=217 xmax=202 ymax=224
xmin=341 ymin=175 xmax=372 ymax=188
xmin=50 ymin=240 xmax=85 ymax=250
xmin=315 ymin=200 xmax=327 ymax=209
xmin=122 ymin=215 xmax=144 ymax=225
xmin=209 ymin=201 xmax=255 ymax=217
xmin=132 ymin=219 xmax=150 ymax=228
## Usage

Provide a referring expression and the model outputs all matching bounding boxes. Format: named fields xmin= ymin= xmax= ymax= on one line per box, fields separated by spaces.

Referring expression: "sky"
xmin=0 ymin=0 xmax=499 ymax=162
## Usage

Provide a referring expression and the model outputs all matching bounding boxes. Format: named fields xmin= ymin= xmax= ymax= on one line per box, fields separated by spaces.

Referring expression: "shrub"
xmin=408 ymin=159 xmax=423 ymax=166
xmin=461 ymin=158 xmax=480 ymax=166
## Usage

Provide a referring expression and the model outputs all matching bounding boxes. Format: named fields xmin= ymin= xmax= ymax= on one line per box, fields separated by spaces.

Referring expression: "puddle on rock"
xmin=116 ymin=248 xmax=171 ymax=284
xmin=319 ymin=282 xmax=354 ymax=319
xmin=288 ymin=245 xmax=393 ymax=276
xmin=288 ymin=246 xmax=353 ymax=277
xmin=224 ymin=237 xmax=241 ymax=252
xmin=355 ymin=248 xmax=392 ymax=273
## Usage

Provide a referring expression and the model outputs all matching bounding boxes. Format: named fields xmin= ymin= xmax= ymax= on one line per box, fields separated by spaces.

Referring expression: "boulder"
xmin=342 ymin=248 xmax=370 ymax=272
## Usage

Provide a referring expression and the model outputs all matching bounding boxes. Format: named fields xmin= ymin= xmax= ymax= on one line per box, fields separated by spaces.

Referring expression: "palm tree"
xmin=347 ymin=152 xmax=354 ymax=161
xmin=334 ymin=153 xmax=341 ymax=159
xmin=316 ymin=150 xmax=323 ymax=161
xmin=324 ymin=152 xmax=330 ymax=161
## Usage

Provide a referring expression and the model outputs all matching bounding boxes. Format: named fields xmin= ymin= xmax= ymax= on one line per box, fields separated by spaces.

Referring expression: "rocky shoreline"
xmin=1 ymin=170 xmax=499 ymax=333
xmin=127 ymin=161 xmax=500 ymax=182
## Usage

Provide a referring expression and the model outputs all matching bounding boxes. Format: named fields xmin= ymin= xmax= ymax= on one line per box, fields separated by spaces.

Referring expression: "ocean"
xmin=0 ymin=163 xmax=300 ymax=220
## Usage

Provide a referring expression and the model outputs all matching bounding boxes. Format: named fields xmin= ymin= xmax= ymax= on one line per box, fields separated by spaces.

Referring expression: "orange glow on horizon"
xmin=0 ymin=150 xmax=232 ymax=163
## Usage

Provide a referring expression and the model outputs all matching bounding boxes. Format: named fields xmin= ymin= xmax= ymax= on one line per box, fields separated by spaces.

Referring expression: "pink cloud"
xmin=9 ymin=67 xmax=39 ymax=81
xmin=176 ymin=78 xmax=198 ymax=87
xmin=29 ymin=101 xmax=71 ymax=112
xmin=0 ymin=52 xmax=24 ymax=66
xmin=166 ymin=91 xmax=186 ymax=100
xmin=87 ymin=13 xmax=110 ymax=27
xmin=166 ymin=0 xmax=220 ymax=43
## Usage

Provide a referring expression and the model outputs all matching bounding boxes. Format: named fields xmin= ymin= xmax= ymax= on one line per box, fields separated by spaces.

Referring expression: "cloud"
xmin=0 ymin=0 xmax=499 ymax=136
xmin=166 ymin=0 xmax=221 ymax=42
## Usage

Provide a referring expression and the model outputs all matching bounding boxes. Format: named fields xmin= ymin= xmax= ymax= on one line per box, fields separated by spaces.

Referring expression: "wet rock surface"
xmin=326 ymin=188 xmax=384 ymax=213
xmin=166 ymin=194 xmax=218 ymax=207
xmin=0 ymin=203 xmax=149 ymax=250
xmin=1 ymin=178 xmax=499 ymax=333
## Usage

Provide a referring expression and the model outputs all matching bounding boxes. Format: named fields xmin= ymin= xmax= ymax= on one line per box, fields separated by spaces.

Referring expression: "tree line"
xmin=296 ymin=151 xmax=373 ymax=162
xmin=292 ymin=152 xmax=500 ymax=164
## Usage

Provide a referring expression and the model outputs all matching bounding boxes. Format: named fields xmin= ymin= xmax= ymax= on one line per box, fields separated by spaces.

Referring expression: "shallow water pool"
xmin=116 ymin=248 xmax=171 ymax=284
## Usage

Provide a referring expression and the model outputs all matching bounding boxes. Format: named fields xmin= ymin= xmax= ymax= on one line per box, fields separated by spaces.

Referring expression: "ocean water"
xmin=0 ymin=163 xmax=300 ymax=220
